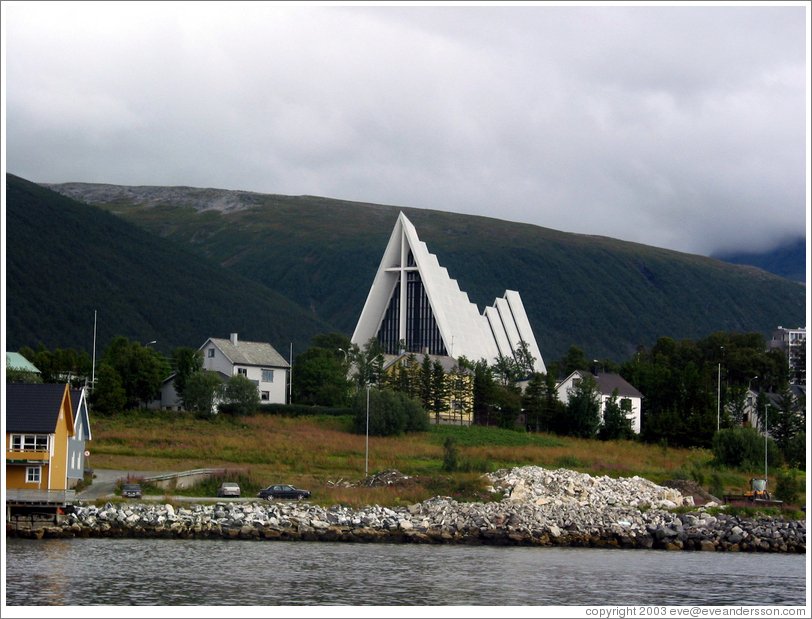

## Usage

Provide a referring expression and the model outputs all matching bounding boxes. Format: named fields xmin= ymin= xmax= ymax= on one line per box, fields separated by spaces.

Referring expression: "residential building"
xmin=767 ymin=326 xmax=806 ymax=384
xmin=6 ymin=351 xmax=41 ymax=380
xmin=352 ymin=212 xmax=546 ymax=374
xmin=6 ymin=383 xmax=75 ymax=492
xmin=200 ymin=333 xmax=290 ymax=404
xmin=67 ymin=387 xmax=92 ymax=486
xmin=556 ymin=370 xmax=643 ymax=434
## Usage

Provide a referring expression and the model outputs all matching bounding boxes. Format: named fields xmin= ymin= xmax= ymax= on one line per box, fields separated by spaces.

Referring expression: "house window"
xmin=208 ymin=348 xmax=215 ymax=358
xmin=237 ymin=368 xmax=247 ymax=376
xmin=26 ymin=467 xmax=41 ymax=483
xmin=620 ymin=399 xmax=632 ymax=412
xmin=10 ymin=434 xmax=49 ymax=452
xmin=262 ymin=369 xmax=274 ymax=382
xmin=261 ymin=391 xmax=270 ymax=401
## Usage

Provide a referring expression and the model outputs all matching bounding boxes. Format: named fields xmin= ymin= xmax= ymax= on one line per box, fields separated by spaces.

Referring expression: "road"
xmin=76 ymin=469 xmax=259 ymax=503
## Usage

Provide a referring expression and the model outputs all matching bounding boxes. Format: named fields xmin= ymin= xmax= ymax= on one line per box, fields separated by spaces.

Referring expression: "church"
xmin=352 ymin=212 xmax=546 ymax=374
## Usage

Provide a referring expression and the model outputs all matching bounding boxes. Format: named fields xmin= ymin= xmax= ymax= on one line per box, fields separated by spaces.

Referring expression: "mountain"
xmin=712 ymin=238 xmax=807 ymax=283
xmin=24 ymin=178 xmax=805 ymax=364
xmin=5 ymin=174 xmax=334 ymax=357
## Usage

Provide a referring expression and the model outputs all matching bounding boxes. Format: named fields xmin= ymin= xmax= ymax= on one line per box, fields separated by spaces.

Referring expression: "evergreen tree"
xmin=564 ymin=373 xmax=601 ymax=439
xmin=599 ymin=388 xmax=634 ymax=440
xmin=772 ymin=380 xmax=802 ymax=453
xmin=171 ymin=346 xmax=203 ymax=401
xmin=430 ymin=359 xmax=449 ymax=422
xmin=522 ymin=372 xmax=545 ymax=432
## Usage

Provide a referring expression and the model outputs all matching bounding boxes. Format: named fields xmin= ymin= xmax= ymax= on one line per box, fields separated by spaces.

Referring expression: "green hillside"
xmin=5 ymin=174 xmax=334 ymax=356
xmin=9 ymin=175 xmax=806 ymax=363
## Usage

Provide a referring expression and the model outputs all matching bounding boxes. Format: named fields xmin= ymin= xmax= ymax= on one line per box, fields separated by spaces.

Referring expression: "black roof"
xmin=5 ymin=383 xmax=69 ymax=433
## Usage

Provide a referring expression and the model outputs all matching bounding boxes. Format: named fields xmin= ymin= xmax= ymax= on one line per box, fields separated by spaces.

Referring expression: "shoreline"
xmin=8 ymin=495 xmax=806 ymax=553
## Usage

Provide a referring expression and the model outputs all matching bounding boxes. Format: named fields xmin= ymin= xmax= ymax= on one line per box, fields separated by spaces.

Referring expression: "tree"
xmin=292 ymin=346 xmax=352 ymax=406
xmin=494 ymin=386 xmax=523 ymax=430
xmin=562 ymin=345 xmax=589 ymax=377
xmin=171 ymin=347 xmax=203 ymax=401
xmin=352 ymin=387 xmax=427 ymax=437
xmin=599 ymin=388 xmax=634 ymax=441
xmin=492 ymin=353 xmax=519 ymax=386
xmin=513 ymin=340 xmax=537 ymax=378
xmin=712 ymin=427 xmax=781 ymax=470
xmin=522 ymin=372 xmax=545 ymax=432
xmin=472 ymin=358 xmax=500 ymax=426
xmin=89 ymin=363 xmax=127 ymax=415
xmin=102 ymin=336 xmax=169 ymax=408
xmin=351 ymin=338 xmax=385 ymax=389
xmin=564 ymin=373 xmax=601 ymax=438
xmin=222 ymin=374 xmax=260 ymax=416
xmin=771 ymin=380 xmax=802 ymax=453
xmin=430 ymin=359 xmax=450 ymax=422
xmin=183 ymin=371 xmax=224 ymax=416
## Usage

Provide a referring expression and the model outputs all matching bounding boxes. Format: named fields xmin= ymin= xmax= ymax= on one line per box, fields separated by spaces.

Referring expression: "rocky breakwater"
xmin=10 ymin=466 xmax=805 ymax=552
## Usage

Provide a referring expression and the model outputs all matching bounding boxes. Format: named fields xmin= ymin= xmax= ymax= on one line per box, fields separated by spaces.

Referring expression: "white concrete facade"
xmin=352 ymin=212 xmax=546 ymax=374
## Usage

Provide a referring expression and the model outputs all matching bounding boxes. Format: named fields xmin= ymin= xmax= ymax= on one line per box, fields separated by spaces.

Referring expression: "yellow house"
xmin=6 ymin=383 xmax=75 ymax=491
xmin=382 ymin=353 xmax=474 ymax=425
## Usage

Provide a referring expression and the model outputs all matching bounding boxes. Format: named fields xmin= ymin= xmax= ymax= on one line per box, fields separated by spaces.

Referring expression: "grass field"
xmin=89 ymin=410 xmax=804 ymax=510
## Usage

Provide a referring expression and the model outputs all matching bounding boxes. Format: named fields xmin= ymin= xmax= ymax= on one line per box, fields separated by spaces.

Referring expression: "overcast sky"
xmin=3 ymin=2 xmax=809 ymax=256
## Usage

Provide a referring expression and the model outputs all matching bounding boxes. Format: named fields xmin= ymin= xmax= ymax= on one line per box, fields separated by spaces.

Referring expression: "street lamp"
xmin=365 ymin=385 xmax=370 ymax=478
xmin=717 ymin=346 xmax=724 ymax=432
xmin=764 ymin=403 xmax=769 ymax=484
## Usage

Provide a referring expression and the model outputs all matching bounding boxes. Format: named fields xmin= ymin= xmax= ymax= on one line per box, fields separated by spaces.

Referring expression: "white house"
xmin=556 ymin=370 xmax=643 ymax=434
xmin=200 ymin=333 xmax=290 ymax=404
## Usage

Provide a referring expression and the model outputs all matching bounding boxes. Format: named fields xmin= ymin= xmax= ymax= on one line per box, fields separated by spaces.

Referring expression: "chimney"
xmin=230 ymin=333 xmax=238 ymax=345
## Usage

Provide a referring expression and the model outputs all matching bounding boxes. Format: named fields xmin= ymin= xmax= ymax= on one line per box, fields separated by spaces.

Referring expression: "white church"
xmin=351 ymin=212 xmax=546 ymax=374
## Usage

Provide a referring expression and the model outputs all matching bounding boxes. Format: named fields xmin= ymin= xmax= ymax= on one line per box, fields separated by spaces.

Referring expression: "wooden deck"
xmin=5 ymin=489 xmax=76 ymax=507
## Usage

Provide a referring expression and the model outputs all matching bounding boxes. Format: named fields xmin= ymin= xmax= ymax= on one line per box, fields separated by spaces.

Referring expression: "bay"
xmin=4 ymin=538 xmax=807 ymax=607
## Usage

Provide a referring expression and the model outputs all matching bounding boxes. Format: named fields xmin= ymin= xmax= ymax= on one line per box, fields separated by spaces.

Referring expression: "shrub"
xmin=708 ymin=473 xmax=725 ymax=500
xmin=259 ymin=403 xmax=354 ymax=417
xmin=774 ymin=469 xmax=803 ymax=506
xmin=783 ymin=432 xmax=806 ymax=471
xmin=352 ymin=388 xmax=429 ymax=437
xmin=712 ymin=427 xmax=782 ymax=470
xmin=442 ymin=436 xmax=459 ymax=472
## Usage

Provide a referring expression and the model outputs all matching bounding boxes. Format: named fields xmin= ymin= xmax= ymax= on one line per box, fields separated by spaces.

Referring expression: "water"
xmin=4 ymin=538 xmax=807 ymax=607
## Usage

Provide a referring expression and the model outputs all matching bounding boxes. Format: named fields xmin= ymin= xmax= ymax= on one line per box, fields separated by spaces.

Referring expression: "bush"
xmin=258 ymin=403 xmax=354 ymax=417
xmin=783 ymin=432 xmax=806 ymax=471
xmin=352 ymin=388 xmax=429 ymax=437
xmin=442 ymin=436 xmax=459 ymax=472
xmin=774 ymin=469 xmax=803 ymax=506
xmin=712 ymin=427 xmax=782 ymax=470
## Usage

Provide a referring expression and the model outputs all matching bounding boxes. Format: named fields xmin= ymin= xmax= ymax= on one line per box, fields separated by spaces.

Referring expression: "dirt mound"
xmin=660 ymin=480 xmax=721 ymax=506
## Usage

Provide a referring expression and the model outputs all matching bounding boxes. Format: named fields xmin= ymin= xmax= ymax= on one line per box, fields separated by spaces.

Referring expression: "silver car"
xmin=217 ymin=482 xmax=241 ymax=498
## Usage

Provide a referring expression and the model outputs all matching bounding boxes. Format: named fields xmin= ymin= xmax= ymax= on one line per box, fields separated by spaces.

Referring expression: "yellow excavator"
xmin=724 ymin=478 xmax=783 ymax=507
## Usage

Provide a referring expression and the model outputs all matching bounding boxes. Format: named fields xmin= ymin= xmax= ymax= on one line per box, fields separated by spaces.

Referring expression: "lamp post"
xmin=717 ymin=346 xmax=724 ymax=432
xmin=764 ymin=403 xmax=769 ymax=484
xmin=365 ymin=385 xmax=370 ymax=478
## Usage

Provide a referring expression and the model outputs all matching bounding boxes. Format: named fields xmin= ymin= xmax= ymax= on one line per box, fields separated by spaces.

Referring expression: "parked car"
xmin=258 ymin=484 xmax=311 ymax=501
xmin=217 ymin=482 xmax=241 ymax=498
xmin=121 ymin=483 xmax=142 ymax=499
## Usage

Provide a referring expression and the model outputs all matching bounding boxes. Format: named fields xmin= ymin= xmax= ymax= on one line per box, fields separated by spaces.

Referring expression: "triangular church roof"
xmin=352 ymin=212 xmax=545 ymax=373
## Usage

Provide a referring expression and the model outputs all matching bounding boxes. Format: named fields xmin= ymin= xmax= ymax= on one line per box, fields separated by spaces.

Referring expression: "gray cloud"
xmin=4 ymin=3 xmax=807 ymax=255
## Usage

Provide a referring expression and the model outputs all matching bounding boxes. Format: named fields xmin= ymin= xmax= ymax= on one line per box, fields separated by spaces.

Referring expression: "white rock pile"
xmin=486 ymin=466 xmax=691 ymax=509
